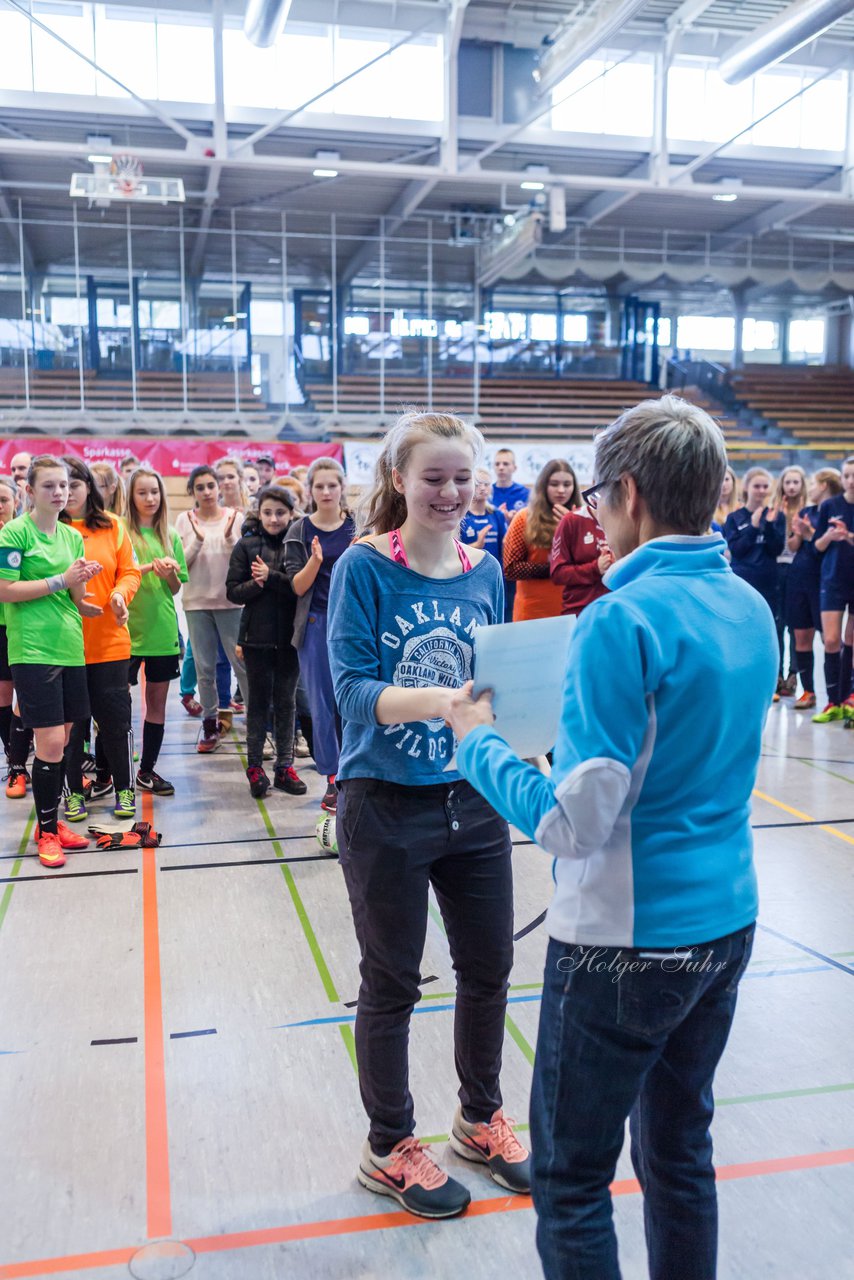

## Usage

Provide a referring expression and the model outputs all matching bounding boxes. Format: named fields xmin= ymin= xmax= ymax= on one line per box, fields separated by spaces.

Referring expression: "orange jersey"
xmin=70 ymin=515 xmax=142 ymax=663
xmin=503 ymin=509 xmax=564 ymax=622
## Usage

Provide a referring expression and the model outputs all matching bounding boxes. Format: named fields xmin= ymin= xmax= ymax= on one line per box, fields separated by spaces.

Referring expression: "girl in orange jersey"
xmin=503 ymin=459 xmax=579 ymax=621
xmin=61 ymin=456 xmax=141 ymax=821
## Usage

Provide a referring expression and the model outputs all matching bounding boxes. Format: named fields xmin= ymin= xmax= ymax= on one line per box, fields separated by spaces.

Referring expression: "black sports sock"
xmin=32 ymin=757 xmax=62 ymax=835
xmin=140 ymin=720 xmax=164 ymax=774
xmin=795 ymin=649 xmax=815 ymax=694
xmin=94 ymin=733 xmax=110 ymax=784
xmin=8 ymin=714 xmax=32 ymax=769
xmin=0 ymin=704 xmax=11 ymax=754
xmin=840 ymin=644 xmax=853 ymax=703
xmin=825 ymin=650 xmax=842 ymax=706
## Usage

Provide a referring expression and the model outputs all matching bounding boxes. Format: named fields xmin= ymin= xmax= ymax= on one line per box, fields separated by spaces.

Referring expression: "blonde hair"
xmin=125 ymin=465 xmax=172 ymax=556
xmin=813 ymin=467 xmax=842 ymax=499
xmin=358 ymin=410 xmax=484 ymax=535
xmin=714 ymin=465 xmax=741 ymax=525
xmin=741 ymin=467 xmax=773 ymax=505
xmin=774 ymin=465 xmax=808 ymax=533
xmin=90 ymin=461 xmax=126 ymax=517
xmin=215 ymin=454 xmax=249 ymax=511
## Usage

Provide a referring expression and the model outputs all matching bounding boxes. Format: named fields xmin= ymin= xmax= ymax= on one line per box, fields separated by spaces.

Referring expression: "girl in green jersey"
xmin=0 ymin=456 xmax=103 ymax=867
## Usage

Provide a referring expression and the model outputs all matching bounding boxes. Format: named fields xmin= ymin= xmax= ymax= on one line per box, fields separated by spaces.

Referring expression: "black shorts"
xmin=0 ymin=625 xmax=10 ymax=682
xmin=11 ymin=663 xmax=90 ymax=729
xmin=786 ymin=580 xmax=821 ymax=631
xmin=128 ymin=653 xmax=181 ymax=685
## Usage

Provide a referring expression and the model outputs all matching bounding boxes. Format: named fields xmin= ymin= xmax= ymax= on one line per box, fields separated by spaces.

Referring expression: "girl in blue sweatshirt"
xmin=723 ymin=467 xmax=785 ymax=614
xmin=327 ymin=411 xmax=530 ymax=1221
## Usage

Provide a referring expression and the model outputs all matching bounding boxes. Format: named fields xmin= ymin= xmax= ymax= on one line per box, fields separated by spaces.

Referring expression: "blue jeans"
xmin=179 ymin=637 xmax=237 ymax=707
xmin=298 ymin=611 xmax=340 ymax=776
xmin=531 ymin=924 xmax=755 ymax=1280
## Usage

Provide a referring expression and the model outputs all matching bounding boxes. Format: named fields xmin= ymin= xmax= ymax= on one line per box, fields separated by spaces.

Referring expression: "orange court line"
xmin=753 ymin=787 xmax=854 ymax=848
xmin=3 ymin=1146 xmax=852 ymax=1278
xmin=141 ymin=789 xmax=172 ymax=1241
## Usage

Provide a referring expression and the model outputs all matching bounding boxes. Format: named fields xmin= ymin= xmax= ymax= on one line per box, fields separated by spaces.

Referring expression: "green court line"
xmin=798 ymin=758 xmax=854 ymax=788
xmin=339 ymin=1024 xmax=358 ymax=1074
xmin=419 ymin=1080 xmax=854 ymax=1146
xmin=0 ymin=810 xmax=35 ymax=938
xmin=233 ymin=735 xmax=340 ymax=1005
xmin=504 ymin=1013 xmax=536 ymax=1066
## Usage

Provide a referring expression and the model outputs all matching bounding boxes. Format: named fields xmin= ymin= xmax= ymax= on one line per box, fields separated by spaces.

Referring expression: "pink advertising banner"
xmin=0 ymin=438 xmax=342 ymax=477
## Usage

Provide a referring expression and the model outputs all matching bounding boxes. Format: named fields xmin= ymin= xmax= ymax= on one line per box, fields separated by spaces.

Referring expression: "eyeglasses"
xmin=581 ymin=482 xmax=606 ymax=512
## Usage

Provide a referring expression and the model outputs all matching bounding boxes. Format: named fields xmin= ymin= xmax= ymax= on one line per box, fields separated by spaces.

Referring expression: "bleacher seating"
xmin=728 ymin=366 xmax=854 ymax=457
xmin=309 ymin=375 xmax=782 ymax=464
xmin=0 ymin=369 xmax=268 ymax=413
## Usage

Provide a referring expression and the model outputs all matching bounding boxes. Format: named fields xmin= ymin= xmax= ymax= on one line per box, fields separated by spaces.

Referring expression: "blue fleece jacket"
xmin=456 ymin=535 xmax=778 ymax=948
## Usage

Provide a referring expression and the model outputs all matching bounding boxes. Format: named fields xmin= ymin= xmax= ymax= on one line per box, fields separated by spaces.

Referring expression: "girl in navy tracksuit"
xmin=723 ymin=468 xmax=785 ymax=615
xmin=812 ymin=455 xmax=854 ymax=720
xmin=786 ymin=468 xmax=842 ymax=710
xmin=773 ymin=466 xmax=808 ymax=696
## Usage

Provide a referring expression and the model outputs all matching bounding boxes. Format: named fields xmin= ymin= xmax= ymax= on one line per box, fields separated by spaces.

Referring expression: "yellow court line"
xmin=753 ymin=788 xmax=854 ymax=848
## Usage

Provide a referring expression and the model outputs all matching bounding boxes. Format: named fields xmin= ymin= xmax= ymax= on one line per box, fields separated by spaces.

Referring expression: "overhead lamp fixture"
xmin=503 ymin=213 xmax=517 ymax=227
xmin=88 ymin=154 xmax=113 ymax=165
xmin=521 ymin=181 xmax=545 ymax=191
xmin=532 ymin=0 xmax=650 ymax=96
xmin=314 ymin=150 xmax=339 ymax=178
xmin=712 ymin=192 xmax=739 ymax=202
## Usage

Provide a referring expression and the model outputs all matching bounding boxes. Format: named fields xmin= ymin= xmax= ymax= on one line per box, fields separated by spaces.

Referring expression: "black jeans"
xmin=243 ymin=643 xmax=299 ymax=769
xmin=338 ymin=777 xmax=514 ymax=1155
xmin=66 ymin=659 xmax=132 ymax=794
xmin=532 ymin=925 xmax=755 ymax=1280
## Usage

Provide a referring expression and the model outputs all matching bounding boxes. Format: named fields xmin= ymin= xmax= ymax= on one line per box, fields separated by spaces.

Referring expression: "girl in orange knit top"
xmin=503 ymin=459 xmax=579 ymax=621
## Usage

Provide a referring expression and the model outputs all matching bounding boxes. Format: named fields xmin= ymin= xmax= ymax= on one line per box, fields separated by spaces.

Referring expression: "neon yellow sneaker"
xmin=813 ymin=703 xmax=843 ymax=723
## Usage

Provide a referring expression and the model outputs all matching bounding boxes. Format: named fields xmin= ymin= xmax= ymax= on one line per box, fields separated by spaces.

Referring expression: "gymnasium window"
xmin=657 ymin=318 xmax=672 ymax=347
xmin=562 ymin=315 xmax=588 ymax=343
xmin=551 ymin=57 xmax=654 ymax=137
xmin=344 ymin=315 xmax=371 ymax=336
xmin=742 ymin=319 xmax=779 ymax=352
xmin=530 ymin=313 xmax=557 ymax=341
xmin=676 ymin=316 xmax=735 ymax=350
xmin=789 ymin=318 xmax=825 ymax=356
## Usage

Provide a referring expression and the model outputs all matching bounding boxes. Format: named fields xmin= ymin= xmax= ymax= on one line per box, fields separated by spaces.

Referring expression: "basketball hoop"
xmin=110 ymin=154 xmax=144 ymax=198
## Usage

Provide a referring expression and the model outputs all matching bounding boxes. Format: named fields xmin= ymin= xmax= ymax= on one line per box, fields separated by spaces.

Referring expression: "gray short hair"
xmin=594 ymin=395 xmax=727 ymax=535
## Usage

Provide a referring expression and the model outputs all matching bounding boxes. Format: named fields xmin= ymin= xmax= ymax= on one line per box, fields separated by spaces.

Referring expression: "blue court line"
xmin=756 ymin=924 xmax=854 ymax=978
xmin=743 ymin=964 xmax=831 ymax=979
xmin=274 ymin=991 xmax=544 ymax=1030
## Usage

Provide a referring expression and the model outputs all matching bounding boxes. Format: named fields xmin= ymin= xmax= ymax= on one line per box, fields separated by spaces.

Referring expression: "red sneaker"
xmin=793 ymin=691 xmax=816 ymax=709
xmin=5 ymin=767 xmax=28 ymax=799
xmin=180 ymin=693 xmax=203 ymax=717
xmin=34 ymin=821 xmax=90 ymax=851
xmin=37 ymin=832 xmax=65 ymax=868
xmin=450 ymin=1107 xmax=531 ymax=1193
xmin=358 ymin=1136 xmax=470 ymax=1218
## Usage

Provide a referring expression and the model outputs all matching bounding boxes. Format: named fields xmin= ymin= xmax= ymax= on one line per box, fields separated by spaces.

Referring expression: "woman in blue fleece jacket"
xmin=448 ymin=396 xmax=778 ymax=1280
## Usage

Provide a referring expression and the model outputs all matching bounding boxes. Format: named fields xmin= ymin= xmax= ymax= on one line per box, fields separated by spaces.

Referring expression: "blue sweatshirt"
xmin=814 ymin=493 xmax=854 ymax=585
xmin=460 ymin=508 xmax=507 ymax=562
xmin=492 ymin=481 xmax=529 ymax=514
xmin=456 ymin=535 xmax=778 ymax=948
xmin=328 ymin=542 xmax=504 ymax=783
xmin=723 ymin=505 xmax=785 ymax=606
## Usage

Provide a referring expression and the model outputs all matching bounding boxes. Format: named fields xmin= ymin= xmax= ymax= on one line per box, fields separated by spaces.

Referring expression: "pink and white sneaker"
xmin=450 ymin=1107 xmax=531 ymax=1193
xmin=358 ymin=1135 xmax=470 ymax=1218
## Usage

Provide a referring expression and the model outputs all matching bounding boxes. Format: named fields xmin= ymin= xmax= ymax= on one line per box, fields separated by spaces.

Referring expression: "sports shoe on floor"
xmin=274 ymin=764 xmax=308 ymax=795
xmin=136 ymin=769 xmax=175 ymax=796
xmin=63 ymin=791 xmax=88 ymax=823
xmin=842 ymin=695 xmax=854 ymax=720
xmin=230 ymin=698 xmax=245 ymax=715
xmin=357 ymin=1137 xmax=471 ymax=1219
xmin=180 ymin=693 xmax=203 ymax=718
xmin=90 ymin=778 xmax=114 ymax=801
xmin=772 ymin=692 xmax=780 ymax=703
xmin=216 ymin=709 xmax=233 ymax=735
xmin=81 ymin=777 xmax=93 ymax=800
xmin=113 ymin=788 xmax=136 ymax=820
xmin=294 ymin=732 xmax=311 ymax=759
xmin=783 ymin=673 xmax=798 ymax=695
xmin=449 ymin=1107 xmax=531 ymax=1193
xmin=321 ymin=775 xmax=337 ymax=813
xmin=37 ymin=832 xmax=65 ymax=868
xmin=5 ymin=767 xmax=28 ymax=799
xmin=813 ymin=703 xmax=843 ymax=723
xmin=793 ymin=691 xmax=816 ymax=709
xmin=81 ymin=751 xmax=97 ymax=776
xmin=34 ymin=821 xmax=90 ymax=851
xmin=247 ymin=765 xmax=270 ymax=798
xmin=197 ymin=718 xmax=220 ymax=753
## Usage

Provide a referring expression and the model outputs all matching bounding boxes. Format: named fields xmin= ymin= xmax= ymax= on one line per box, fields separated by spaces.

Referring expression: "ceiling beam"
xmin=573 ymin=161 xmax=650 ymax=226
xmin=665 ymin=0 xmax=719 ymax=32
xmin=338 ymin=177 xmax=439 ymax=287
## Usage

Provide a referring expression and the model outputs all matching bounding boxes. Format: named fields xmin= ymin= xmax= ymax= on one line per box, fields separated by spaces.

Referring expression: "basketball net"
xmin=110 ymin=154 xmax=144 ymax=198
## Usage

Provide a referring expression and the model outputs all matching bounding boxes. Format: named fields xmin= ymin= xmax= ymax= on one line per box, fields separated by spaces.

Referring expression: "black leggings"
xmin=66 ymin=659 xmax=133 ymax=794
xmin=244 ymin=644 xmax=299 ymax=770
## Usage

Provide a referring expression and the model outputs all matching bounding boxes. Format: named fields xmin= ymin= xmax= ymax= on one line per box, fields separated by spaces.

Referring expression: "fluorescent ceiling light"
xmin=712 ymin=192 xmax=739 ymax=202
xmin=521 ymin=181 xmax=545 ymax=190
xmin=88 ymin=154 xmax=113 ymax=164
xmin=313 ymin=168 xmax=339 ymax=178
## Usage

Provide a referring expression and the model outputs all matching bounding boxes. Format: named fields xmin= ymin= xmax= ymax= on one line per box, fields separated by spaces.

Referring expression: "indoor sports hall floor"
xmin=2 ymin=687 xmax=854 ymax=1280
